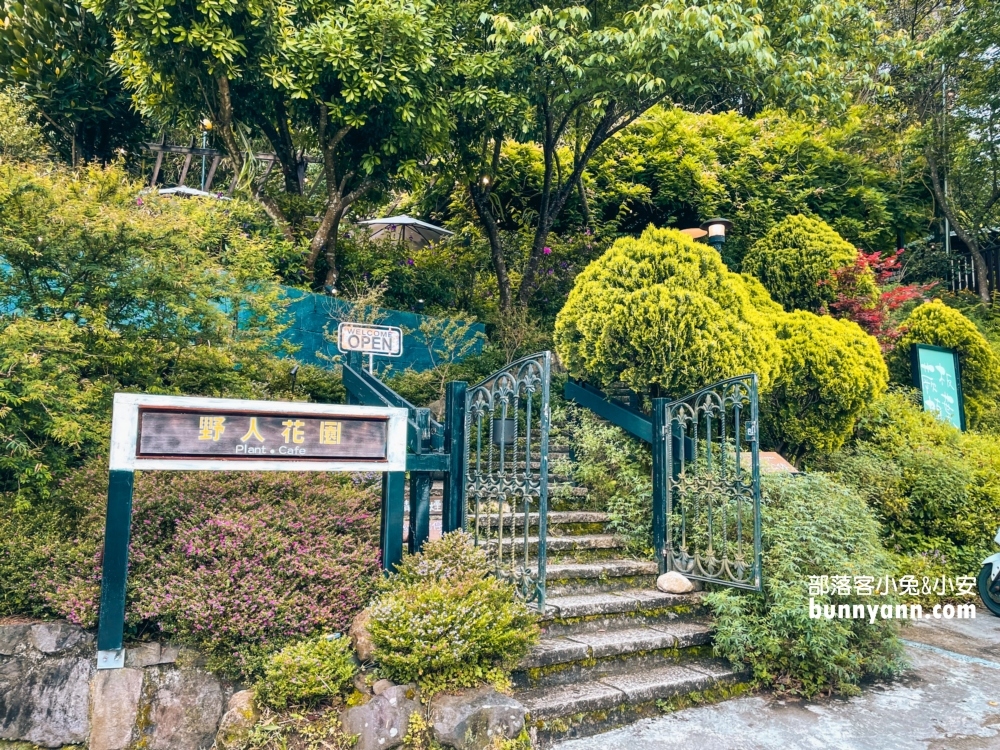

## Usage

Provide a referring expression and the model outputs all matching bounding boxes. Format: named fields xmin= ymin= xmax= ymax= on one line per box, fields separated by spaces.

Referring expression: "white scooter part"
xmin=983 ymin=526 xmax=1000 ymax=583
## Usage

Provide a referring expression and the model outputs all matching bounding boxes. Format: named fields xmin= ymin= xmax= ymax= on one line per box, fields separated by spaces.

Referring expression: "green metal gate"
xmin=464 ymin=352 xmax=551 ymax=611
xmin=657 ymin=374 xmax=761 ymax=590
xmin=566 ymin=373 xmax=762 ymax=593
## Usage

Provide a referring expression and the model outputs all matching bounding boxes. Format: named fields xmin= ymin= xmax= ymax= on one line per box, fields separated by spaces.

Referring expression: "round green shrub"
xmin=706 ymin=473 xmax=904 ymax=697
xmin=765 ymin=312 xmax=888 ymax=456
xmin=368 ymin=532 xmax=538 ymax=695
xmin=255 ymin=634 xmax=357 ymax=710
xmin=386 ymin=529 xmax=492 ymax=588
xmin=554 ymin=226 xmax=780 ymax=396
xmin=742 ymin=215 xmax=862 ymax=312
xmin=889 ymin=300 xmax=1000 ymax=428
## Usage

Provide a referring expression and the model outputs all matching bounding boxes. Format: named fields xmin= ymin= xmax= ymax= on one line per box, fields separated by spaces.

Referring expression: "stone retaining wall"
xmin=0 ymin=621 xmax=234 ymax=749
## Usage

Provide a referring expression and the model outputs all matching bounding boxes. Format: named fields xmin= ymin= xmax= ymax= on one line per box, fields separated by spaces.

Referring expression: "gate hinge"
xmin=745 ymin=420 xmax=758 ymax=441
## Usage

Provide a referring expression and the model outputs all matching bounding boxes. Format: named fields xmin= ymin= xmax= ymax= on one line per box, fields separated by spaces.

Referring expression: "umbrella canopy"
xmin=357 ymin=214 xmax=453 ymax=248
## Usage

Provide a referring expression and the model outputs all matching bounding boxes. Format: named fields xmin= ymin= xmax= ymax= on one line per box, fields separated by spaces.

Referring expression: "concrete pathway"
xmin=553 ymin=613 xmax=1000 ymax=749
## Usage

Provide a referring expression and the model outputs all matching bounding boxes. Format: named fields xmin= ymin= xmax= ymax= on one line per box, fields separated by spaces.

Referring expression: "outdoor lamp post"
xmin=199 ymin=119 xmax=213 ymax=191
xmin=700 ymin=218 xmax=733 ymax=253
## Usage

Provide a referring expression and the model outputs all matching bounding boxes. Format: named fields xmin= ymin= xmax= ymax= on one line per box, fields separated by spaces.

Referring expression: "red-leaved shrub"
xmin=39 ymin=464 xmax=381 ymax=679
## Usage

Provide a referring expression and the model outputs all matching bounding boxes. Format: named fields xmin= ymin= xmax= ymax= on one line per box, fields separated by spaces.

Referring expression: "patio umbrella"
xmin=357 ymin=214 xmax=454 ymax=248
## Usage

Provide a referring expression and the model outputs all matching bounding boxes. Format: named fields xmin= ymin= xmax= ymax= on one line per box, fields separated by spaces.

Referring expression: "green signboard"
xmin=910 ymin=344 xmax=966 ymax=430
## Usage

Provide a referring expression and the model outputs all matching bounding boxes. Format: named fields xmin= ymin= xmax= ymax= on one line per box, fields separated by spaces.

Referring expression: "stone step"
xmin=473 ymin=511 xmax=609 ymax=536
xmin=540 ymin=590 xmax=708 ymax=637
xmin=544 ymin=559 xmax=658 ymax=595
xmin=515 ymin=620 xmax=714 ymax=689
xmin=518 ymin=659 xmax=743 ymax=746
xmin=496 ymin=534 xmax=623 ymax=562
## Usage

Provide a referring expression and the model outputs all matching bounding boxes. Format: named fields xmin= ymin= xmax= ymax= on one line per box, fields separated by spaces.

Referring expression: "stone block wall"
xmin=0 ymin=621 xmax=234 ymax=750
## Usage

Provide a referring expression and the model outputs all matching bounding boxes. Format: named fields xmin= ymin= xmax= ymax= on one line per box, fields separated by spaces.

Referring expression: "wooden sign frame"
xmin=111 ymin=393 xmax=408 ymax=472
xmin=97 ymin=394 xmax=407 ymax=671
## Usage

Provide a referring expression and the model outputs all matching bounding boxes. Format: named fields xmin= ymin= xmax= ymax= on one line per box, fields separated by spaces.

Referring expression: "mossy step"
xmin=514 ymin=621 xmax=715 ymax=689
xmin=519 ymin=660 xmax=744 ymax=746
xmin=498 ymin=534 xmax=620 ymax=553
xmin=474 ymin=511 xmax=609 ymax=536
xmin=544 ymin=559 xmax=658 ymax=595
xmin=540 ymin=590 xmax=708 ymax=637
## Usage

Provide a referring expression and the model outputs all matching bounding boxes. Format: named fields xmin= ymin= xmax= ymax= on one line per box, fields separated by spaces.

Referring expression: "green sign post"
xmin=910 ymin=344 xmax=966 ymax=430
xmin=96 ymin=393 xmax=408 ymax=670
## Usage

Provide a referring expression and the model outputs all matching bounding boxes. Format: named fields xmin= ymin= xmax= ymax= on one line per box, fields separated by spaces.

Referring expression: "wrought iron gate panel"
xmin=464 ymin=352 xmax=551 ymax=611
xmin=663 ymin=374 xmax=761 ymax=591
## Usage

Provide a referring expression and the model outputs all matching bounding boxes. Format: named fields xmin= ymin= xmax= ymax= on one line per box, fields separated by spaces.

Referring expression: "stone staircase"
xmin=405 ymin=444 xmax=746 ymax=746
xmin=510 ymin=450 xmax=745 ymax=746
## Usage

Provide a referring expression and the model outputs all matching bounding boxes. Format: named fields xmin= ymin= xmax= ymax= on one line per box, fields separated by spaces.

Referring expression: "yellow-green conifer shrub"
xmin=742 ymin=215 xmax=865 ymax=312
xmin=889 ymin=300 xmax=1000 ymax=428
xmin=554 ymin=227 xmax=780 ymax=396
xmin=765 ymin=312 xmax=888 ymax=457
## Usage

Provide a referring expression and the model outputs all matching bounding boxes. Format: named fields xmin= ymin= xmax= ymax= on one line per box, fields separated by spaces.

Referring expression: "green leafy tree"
xmin=0 ymin=0 xmax=144 ymax=163
xmin=743 ymin=215 xmax=868 ymax=313
xmin=454 ymin=0 xmax=892 ymax=309
xmin=86 ymin=0 xmax=459 ymax=286
xmin=889 ymin=300 xmax=1000 ymax=427
xmin=0 ymin=160 xmax=291 ymax=495
xmin=883 ymin=0 xmax=999 ymax=304
xmin=586 ymin=106 xmax=929 ymax=266
xmin=554 ymin=226 xmax=780 ymax=396
xmin=0 ymin=88 xmax=47 ymax=160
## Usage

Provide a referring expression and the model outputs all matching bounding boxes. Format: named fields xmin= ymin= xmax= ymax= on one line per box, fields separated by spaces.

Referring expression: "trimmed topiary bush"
xmin=255 ymin=634 xmax=357 ymax=710
xmin=368 ymin=532 xmax=539 ymax=696
xmin=707 ymin=473 xmax=904 ymax=697
xmin=765 ymin=312 xmax=888 ymax=457
xmin=742 ymin=215 xmax=864 ymax=313
xmin=889 ymin=300 xmax=1000 ymax=428
xmin=554 ymin=226 xmax=780 ymax=396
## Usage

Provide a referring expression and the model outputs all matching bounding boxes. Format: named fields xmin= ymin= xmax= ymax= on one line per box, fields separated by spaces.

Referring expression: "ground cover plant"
xmin=707 ymin=473 xmax=906 ymax=697
xmin=367 ymin=531 xmax=539 ymax=696
xmin=1 ymin=466 xmax=382 ymax=681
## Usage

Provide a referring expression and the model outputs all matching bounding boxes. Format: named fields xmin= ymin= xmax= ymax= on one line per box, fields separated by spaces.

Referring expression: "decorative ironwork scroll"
xmin=464 ymin=352 xmax=551 ymax=610
xmin=662 ymin=374 xmax=762 ymax=591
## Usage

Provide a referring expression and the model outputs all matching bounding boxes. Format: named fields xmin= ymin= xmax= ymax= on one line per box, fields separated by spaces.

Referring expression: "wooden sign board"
xmin=110 ymin=393 xmax=407 ymax=472
xmin=337 ymin=322 xmax=403 ymax=357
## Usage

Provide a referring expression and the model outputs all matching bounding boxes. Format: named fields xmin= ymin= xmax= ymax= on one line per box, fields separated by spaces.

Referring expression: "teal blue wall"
xmin=278 ymin=287 xmax=485 ymax=374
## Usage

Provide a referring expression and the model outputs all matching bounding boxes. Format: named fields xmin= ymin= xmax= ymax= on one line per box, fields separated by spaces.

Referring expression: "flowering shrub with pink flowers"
xmin=31 ymin=463 xmax=382 ymax=680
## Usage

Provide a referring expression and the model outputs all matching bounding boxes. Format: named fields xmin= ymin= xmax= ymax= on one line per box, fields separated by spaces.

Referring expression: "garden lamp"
xmin=700 ymin=218 xmax=733 ymax=252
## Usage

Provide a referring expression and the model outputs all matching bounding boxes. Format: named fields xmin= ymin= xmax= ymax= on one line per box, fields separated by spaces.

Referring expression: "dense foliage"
xmin=821 ymin=390 xmax=1000 ymax=598
xmin=368 ymin=532 xmax=538 ymax=695
xmin=1 ymin=467 xmax=381 ymax=680
xmin=743 ymin=214 xmax=865 ymax=313
xmin=889 ymin=300 xmax=1000 ymax=428
xmin=554 ymin=227 xmax=781 ymax=397
xmin=707 ymin=473 xmax=905 ymax=697
xmin=766 ymin=312 xmax=888 ymax=457
xmin=256 ymin=635 xmax=357 ymax=710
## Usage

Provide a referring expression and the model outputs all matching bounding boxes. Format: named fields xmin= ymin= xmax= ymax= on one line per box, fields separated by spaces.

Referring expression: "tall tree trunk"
xmin=324 ymin=209 xmax=345 ymax=288
xmin=257 ymin=99 xmax=303 ymax=195
xmin=215 ymin=77 xmax=294 ymax=241
xmin=927 ymin=147 xmax=993 ymax=304
xmin=469 ymin=180 xmax=512 ymax=311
